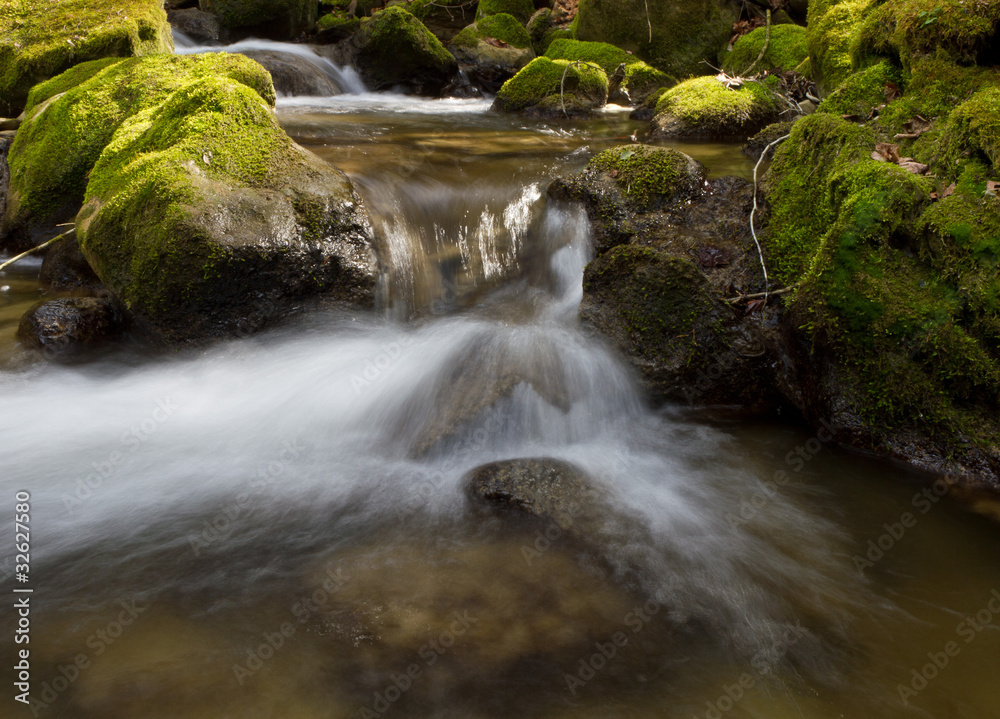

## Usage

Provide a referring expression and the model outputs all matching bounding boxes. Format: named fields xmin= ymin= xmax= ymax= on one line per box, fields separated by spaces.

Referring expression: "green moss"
xmin=621 ymin=62 xmax=673 ymax=102
xmin=0 ymin=0 xmax=172 ymax=116
xmin=806 ymin=0 xmax=872 ymax=94
xmin=587 ymin=144 xmax=694 ymax=210
xmin=722 ymin=24 xmax=809 ymax=75
xmin=939 ymin=86 xmax=1000 ymax=171
xmin=818 ymin=61 xmax=900 ymax=117
xmin=23 ymin=57 xmax=124 ymax=111
xmin=453 ymin=13 xmax=532 ymax=49
xmin=653 ymin=75 xmax=779 ymax=136
xmin=544 ymin=38 xmax=636 ymax=74
xmin=355 ymin=5 xmax=456 ymax=87
xmin=493 ymin=56 xmax=608 ymax=114
xmin=574 ymin=0 xmax=738 ymax=77
xmin=764 ymin=112 xmax=1000 ymax=448
xmin=539 ymin=27 xmax=573 ymax=55
xmin=198 ymin=0 xmax=317 ymax=35
xmin=317 ymin=12 xmax=361 ymax=33
xmin=5 ymin=54 xmax=274 ymax=233
xmin=526 ymin=8 xmax=552 ymax=53
xmin=476 ymin=0 xmax=534 ymax=24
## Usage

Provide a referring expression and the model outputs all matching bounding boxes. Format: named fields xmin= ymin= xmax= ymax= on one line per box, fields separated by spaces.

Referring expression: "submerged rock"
xmin=76 ymin=74 xmax=377 ymax=345
xmin=492 ymin=56 xmax=608 ymax=116
xmin=651 ymin=76 xmax=781 ymax=140
xmin=338 ymin=6 xmax=458 ymax=94
xmin=17 ymin=297 xmax=124 ymax=360
xmin=0 ymin=0 xmax=172 ymax=118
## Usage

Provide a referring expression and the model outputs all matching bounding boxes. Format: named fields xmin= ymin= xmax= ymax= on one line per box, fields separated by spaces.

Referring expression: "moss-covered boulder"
xmin=0 ymin=0 xmax=173 ymax=117
xmin=476 ymin=0 xmax=535 ymax=24
xmin=1 ymin=54 xmax=275 ymax=252
xmin=721 ymin=24 xmax=809 ymax=76
xmin=651 ymin=75 xmax=781 ymax=139
xmin=762 ymin=112 xmax=1000 ymax=484
xmin=815 ymin=60 xmax=899 ymax=117
xmin=492 ymin=56 xmax=608 ymax=116
xmin=574 ymin=0 xmax=739 ymax=78
xmin=342 ymin=6 xmax=458 ymax=93
xmin=315 ymin=11 xmax=362 ymax=43
xmin=450 ymin=15 xmax=535 ymax=93
xmin=76 ymin=75 xmax=377 ymax=345
xmin=407 ymin=0 xmax=479 ymax=44
xmin=544 ymin=38 xmax=672 ymax=103
xmin=197 ymin=0 xmax=318 ymax=40
xmin=806 ymin=0 xmax=870 ymax=94
xmin=526 ymin=8 xmax=553 ymax=54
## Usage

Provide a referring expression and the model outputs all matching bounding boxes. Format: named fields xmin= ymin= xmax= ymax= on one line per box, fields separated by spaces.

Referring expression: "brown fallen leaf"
xmin=943 ymin=182 xmax=956 ymax=198
xmin=871 ymin=150 xmax=888 ymax=162
xmin=898 ymin=158 xmax=929 ymax=175
xmin=986 ymin=180 xmax=999 ymax=196
xmin=894 ymin=115 xmax=932 ymax=139
xmin=483 ymin=37 xmax=509 ymax=48
xmin=876 ymin=142 xmax=900 ymax=163
xmin=745 ymin=299 xmax=766 ymax=315
xmin=884 ymin=82 xmax=901 ymax=102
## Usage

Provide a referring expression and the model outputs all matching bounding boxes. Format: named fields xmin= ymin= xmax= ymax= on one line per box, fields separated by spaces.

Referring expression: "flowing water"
xmin=2 ymin=45 xmax=1000 ymax=719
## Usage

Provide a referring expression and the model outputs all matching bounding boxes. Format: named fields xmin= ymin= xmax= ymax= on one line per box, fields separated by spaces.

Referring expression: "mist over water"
xmin=2 ymin=50 xmax=1000 ymax=719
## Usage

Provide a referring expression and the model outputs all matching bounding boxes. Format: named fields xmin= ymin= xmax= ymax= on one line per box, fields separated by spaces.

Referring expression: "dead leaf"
xmin=745 ymin=299 xmax=766 ymax=315
xmin=986 ymin=180 xmax=999 ymax=196
xmin=894 ymin=115 xmax=932 ymax=139
xmin=607 ymin=169 xmax=619 ymax=178
xmin=871 ymin=150 xmax=888 ymax=162
xmin=884 ymin=82 xmax=901 ymax=102
xmin=898 ymin=158 xmax=929 ymax=175
xmin=483 ymin=37 xmax=509 ymax=48
xmin=943 ymin=182 xmax=956 ymax=198
xmin=876 ymin=142 xmax=900 ymax=163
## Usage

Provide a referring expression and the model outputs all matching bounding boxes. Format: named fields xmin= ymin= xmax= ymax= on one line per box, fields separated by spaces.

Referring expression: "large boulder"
xmin=197 ymin=0 xmax=317 ymax=40
xmin=240 ymin=50 xmax=343 ymax=96
xmin=450 ymin=14 xmax=535 ymax=93
xmin=167 ymin=8 xmax=222 ymax=44
xmin=476 ymin=0 xmax=535 ymax=24
xmin=544 ymin=38 xmax=673 ymax=104
xmin=492 ymin=56 xmax=608 ymax=116
xmin=0 ymin=0 xmax=173 ymax=118
xmin=574 ymin=0 xmax=739 ymax=78
xmin=651 ymin=75 xmax=781 ymax=140
xmin=76 ymin=75 xmax=377 ymax=345
xmin=1 ymin=54 xmax=275 ymax=253
xmin=337 ymin=6 xmax=458 ymax=93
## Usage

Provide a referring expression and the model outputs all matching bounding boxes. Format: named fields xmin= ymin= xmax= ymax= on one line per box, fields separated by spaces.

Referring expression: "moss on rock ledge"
xmin=652 ymin=76 xmax=780 ymax=139
xmin=2 ymin=54 xmax=274 ymax=247
xmin=0 ymin=0 xmax=172 ymax=116
xmin=453 ymin=13 xmax=532 ymax=49
xmin=475 ymin=0 xmax=534 ymax=24
xmin=76 ymin=75 xmax=377 ymax=345
xmin=492 ymin=56 xmax=608 ymax=116
xmin=722 ymin=24 xmax=809 ymax=76
xmin=544 ymin=38 xmax=670 ymax=102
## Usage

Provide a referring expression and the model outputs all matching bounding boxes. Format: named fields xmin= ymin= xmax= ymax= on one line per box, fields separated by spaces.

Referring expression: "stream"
xmin=1 ymin=38 xmax=999 ymax=719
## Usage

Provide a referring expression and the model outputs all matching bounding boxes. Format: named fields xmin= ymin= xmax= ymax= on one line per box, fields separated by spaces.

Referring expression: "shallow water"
xmin=1 ymin=90 xmax=999 ymax=719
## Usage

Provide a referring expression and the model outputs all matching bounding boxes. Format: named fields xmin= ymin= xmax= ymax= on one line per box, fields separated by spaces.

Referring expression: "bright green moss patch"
xmin=653 ymin=75 xmax=779 ymax=137
xmin=317 ymin=12 xmax=360 ymax=33
xmin=722 ymin=24 xmax=809 ymax=75
xmin=453 ymin=13 xmax=532 ymax=49
xmin=0 ymin=0 xmax=172 ymax=116
xmin=945 ymin=86 xmax=1000 ymax=171
xmin=354 ymin=5 xmax=457 ymax=89
xmin=493 ymin=56 xmax=608 ymax=114
xmin=764 ymin=112 xmax=1000 ymax=449
xmin=5 ymin=54 xmax=275 ymax=234
xmin=588 ymin=144 xmax=697 ymax=210
xmin=806 ymin=0 xmax=872 ymax=94
xmin=544 ymin=38 xmax=636 ymax=74
xmin=818 ymin=61 xmax=900 ymax=117
xmin=24 ymin=57 xmax=125 ymax=112
xmin=476 ymin=0 xmax=534 ymax=24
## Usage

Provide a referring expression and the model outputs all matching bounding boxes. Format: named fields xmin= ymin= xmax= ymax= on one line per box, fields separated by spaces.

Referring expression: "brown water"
xmin=1 ymin=92 xmax=999 ymax=719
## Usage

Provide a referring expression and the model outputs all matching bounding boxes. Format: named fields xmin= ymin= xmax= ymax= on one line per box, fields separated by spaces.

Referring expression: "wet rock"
xmin=450 ymin=15 xmax=535 ymax=94
xmin=197 ymin=0 xmax=317 ymax=41
xmin=0 ymin=133 xmax=9 ymax=237
xmin=465 ymin=457 xmax=605 ymax=528
xmin=492 ymin=56 xmax=608 ymax=117
xmin=167 ymin=8 xmax=221 ymax=43
xmin=17 ymin=298 xmax=124 ymax=360
xmin=336 ymin=6 xmax=458 ymax=94
xmin=651 ymin=76 xmax=782 ymax=140
xmin=39 ymin=234 xmax=105 ymax=293
xmin=240 ymin=50 xmax=342 ymax=96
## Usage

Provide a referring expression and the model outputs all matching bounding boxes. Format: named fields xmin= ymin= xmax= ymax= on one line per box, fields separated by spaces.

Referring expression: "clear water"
xmin=1 ymin=83 xmax=998 ymax=719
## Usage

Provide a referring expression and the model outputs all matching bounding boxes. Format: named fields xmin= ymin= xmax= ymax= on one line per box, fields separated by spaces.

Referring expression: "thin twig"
xmin=749 ymin=133 xmax=790 ymax=302
xmin=559 ymin=60 xmax=602 ymax=118
xmin=0 ymin=230 xmax=71 ymax=274
xmin=725 ymin=282 xmax=800 ymax=304
xmin=643 ymin=0 xmax=652 ymax=43
xmin=743 ymin=8 xmax=770 ymax=76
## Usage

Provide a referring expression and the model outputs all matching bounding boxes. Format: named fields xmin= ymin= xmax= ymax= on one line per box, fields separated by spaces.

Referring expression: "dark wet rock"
xmin=0 ymin=133 xmax=9 ymax=238
xmin=407 ymin=0 xmax=479 ymax=44
xmin=240 ymin=50 xmax=342 ymax=96
xmin=742 ymin=120 xmax=797 ymax=159
xmin=167 ymin=8 xmax=221 ymax=43
xmin=465 ymin=457 xmax=605 ymax=528
xmin=334 ymin=6 xmax=458 ymax=94
xmin=39 ymin=234 xmax=105 ymax=293
xmin=450 ymin=42 xmax=535 ymax=95
xmin=17 ymin=297 xmax=124 ymax=360
xmin=196 ymin=0 xmax=317 ymax=41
